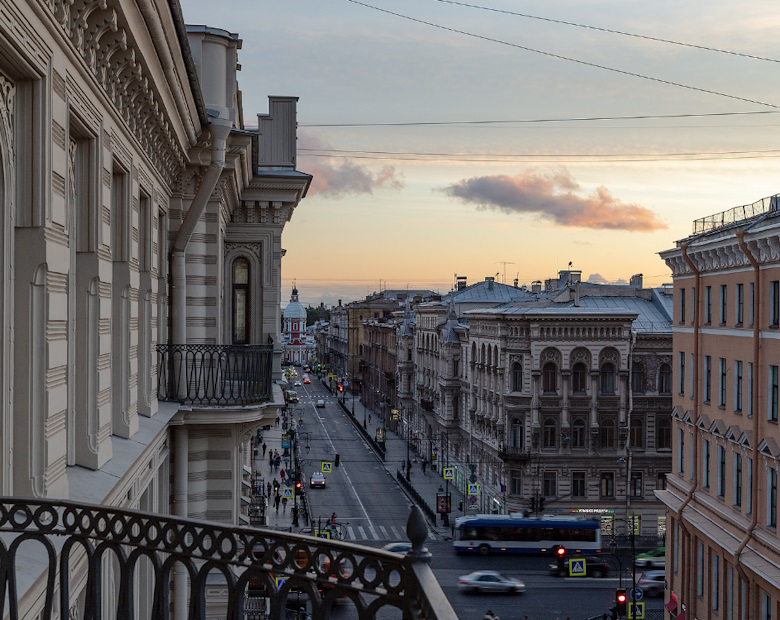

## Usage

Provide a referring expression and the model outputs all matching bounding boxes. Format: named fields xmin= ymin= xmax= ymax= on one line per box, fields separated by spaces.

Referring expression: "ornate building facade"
xmin=658 ymin=196 xmax=780 ymax=620
xmin=282 ymin=284 xmax=314 ymax=364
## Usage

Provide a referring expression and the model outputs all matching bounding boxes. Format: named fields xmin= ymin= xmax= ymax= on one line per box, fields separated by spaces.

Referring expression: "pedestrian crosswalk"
xmin=342 ymin=524 xmax=405 ymax=542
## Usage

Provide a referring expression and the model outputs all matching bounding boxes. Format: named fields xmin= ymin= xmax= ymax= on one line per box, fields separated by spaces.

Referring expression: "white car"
xmin=310 ymin=472 xmax=326 ymax=488
xmin=294 ymin=380 xmax=301 ymax=386
xmin=316 ymin=399 xmax=325 ymax=408
xmin=457 ymin=571 xmax=525 ymax=594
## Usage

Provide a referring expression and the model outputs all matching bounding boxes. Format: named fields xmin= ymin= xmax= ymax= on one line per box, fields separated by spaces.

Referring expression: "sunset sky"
xmin=180 ymin=0 xmax=780 ymax=307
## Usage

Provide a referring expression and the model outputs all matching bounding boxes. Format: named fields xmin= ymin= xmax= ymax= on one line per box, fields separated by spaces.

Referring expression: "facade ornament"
xmin=0 ymin=74 xmax=14 ymax=159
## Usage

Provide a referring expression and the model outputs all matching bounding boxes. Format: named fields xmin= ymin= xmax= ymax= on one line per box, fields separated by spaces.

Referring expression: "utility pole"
xmin=497 ymin=261 xmax=515 ymax=284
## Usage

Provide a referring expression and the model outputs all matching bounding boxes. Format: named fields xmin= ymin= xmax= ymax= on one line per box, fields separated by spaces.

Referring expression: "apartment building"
xmin=658 ymin=195 xmax=780 ymax=620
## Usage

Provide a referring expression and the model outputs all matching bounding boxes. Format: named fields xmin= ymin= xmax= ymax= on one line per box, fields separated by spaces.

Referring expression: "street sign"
xmin=283 ymin=488 xmax=293 ymax=498
xmin=443 ymin=467 xmax=455 ymax=480
xmin=568 ymin=558 xmax=587 ymax=577
xmin=275 ymin=575 xmax=288 ymax=590
xmin=467 ymin=483 xmax=479 ymax=496
xmin=391 ymin=409 xmax=399 ymax=420
xmin=628 ymin=601 xmax=645 ymax=619
xmin=281 ymin=434 xmax=291 ymax=449
xmin=322 ymin=462 xmax=333 ymax=473
xmin=314 ymin=530 xmax=331 ymax=539
xmin=632 ymin=587 xmax=644 ymax=601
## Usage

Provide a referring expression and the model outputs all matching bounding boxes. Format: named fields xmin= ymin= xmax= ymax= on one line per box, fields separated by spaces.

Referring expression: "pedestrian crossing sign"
xmin=628 ymin=602 xmax=645 ymax=619
xmin=391 ymin=409 xmax=399 ymax=420
xmin=468 ymin=483 xmax=479 ymax=496
xmin=322 ymin=462 xmax=333 ymax=473
xmin=568 ymin=558 xmax=586 ymax=576
xmin=275 ymin=576 xmax=288 ymax=590
xmin=314 ymin=530 xmax=331 ymax=539
xmin=443 ymin=467 xmax=455 ymax=480
xmin=283 ymin=488 xmax=293 ymax=498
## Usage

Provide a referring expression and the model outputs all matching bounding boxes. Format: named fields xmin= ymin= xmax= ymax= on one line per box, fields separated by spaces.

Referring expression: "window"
xmin=511 ymin=362 xmax=523 ymax=392
xmin=772 ymin=281 xmax=780 ymax=327
xmin=630 ymin=417 xmax=644 ymax=449
xmin=769 ymin=467 xmax=777 ymax=528
xmin=678 ymin=428 xmax=685 ymax=474
xmin=631 ymin=363 xmax=645 ymax=393
xmin=572 ymin=418 xmax=586 ymax=449
xmin=600 ymin=472 xmax=615 ymax=497
xmin=679 ymin=352 xmax=686 ymax=395
xmin=543 ymin=362 xmax=557 ymax=393
xmin=712 ymin=552 xmax=720 ymax=611
xmin=719 ymin=358 xmax=727 ymax=407
xmin=720 ymin=284 xmax=727 ymax=324
xmin=705 ymin=356 xmax=712 ymax=403
xmin=601 ymin=418 xmax=615 ymax=449
xmin=697 ymin=541 xmax=704 ymax=597
xmin=735 ymin=360 xmax=743 ymax=412
xmin=692 ymin=286 xmax=696 ymax=323
xmin=770 ymin=365 xmax=779 ymax=422
xmin=659 ymin=363 xmax=672 ymax=394
xmin=543 ymin=471 xmax=557 ymax=497
xmin=736 ymin=283 xmax=744 ymax=325
xmin=601 ymin=363 xmax=615 ymax=394
xmin=510 ymin=419 xmax=523 ymax=449
xmin=735 ymin=453 xmax=742 ymax=508
xmin=705 ymin=285 xmax=712 ymax=323
xmin=543 ymin=419 xmax=557 ymax=449
xmin=657 ymin=417 xmax=671 ymax=450
xmin=572 ymin=362 xmax=587 ymax=393
xmin=674 ymin=522 xmax=679 ymax=573
xmin=630 ymin=471 xmax=643 ymax=497
xmin=680 ymin=288 xmax=686 ymax=324
xmin=691 ymin=353 xmax=695 ymax=398
xmin=232 ymin=258 xmax=250 ymax=344
xmin=761 ymin=591 xmax=771 ymax=620
xmin=718 ymin=445 xmax=726 ymax=498
xmin=572 ymin=471 xmax=586 ymax=498
xmin=747 ymin=457 xmax=753 ymax=515
xmin=749 ymin=282 xmax=755 ymax=327
xmin=748 ymin=362 xmax=754 ymax=418
xmin=510 ymin=470 xmax=522 ymax=495
xmin=703 ymin=438 xmax=711 ymax=489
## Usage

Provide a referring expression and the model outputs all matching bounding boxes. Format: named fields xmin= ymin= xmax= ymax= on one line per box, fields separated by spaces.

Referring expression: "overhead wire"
xmin=344 ymin=0 xmax=780 ymax=110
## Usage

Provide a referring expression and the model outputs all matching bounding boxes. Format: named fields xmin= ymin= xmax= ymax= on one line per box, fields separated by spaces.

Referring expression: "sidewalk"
xmin=345 ymin=393 xmax=465 ymax=541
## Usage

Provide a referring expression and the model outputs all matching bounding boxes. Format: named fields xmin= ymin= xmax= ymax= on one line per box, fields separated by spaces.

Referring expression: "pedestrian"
xmin=368 ymin=413 xmax=371 ymax=424
xmin=267 ymin=481 xmax=272 ymax=497
xmin=407 ymin=459 xmax=412 ymax=473
xmin=262 ymin=442 xmax=267 ymax=457
xmin=422 ymin=459 xmax=427 ymax=474
xmin=273 ymin=479 xmax=279 ymax=492
xmin=275 ymin=456 xmax=281 ymax=471
xmin=280 ymin=468 xmax=286 ymax=480
xmin=269 ymin=453 xmax=273 ymax=469
xmin=331 ymin=512 xmax=336 ymax=525
xmin=282 ymin=496 xmax=288 ymax=511
xmin=274 ymin=495 xmax=280 ymax=512
xmin=401 ymin=461 xmax=406 ymax=473
xmin=275 ymin=415 xmax=279 ymax=427
xmin=483 ymin=610 xmax=495 ymax=620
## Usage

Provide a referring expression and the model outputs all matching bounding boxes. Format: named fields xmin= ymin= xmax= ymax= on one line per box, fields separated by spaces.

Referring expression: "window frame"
xmin=542 ymin=362 xmax=557 ymax=394
xmin=231 ymin=257 xmax=251 ymax=344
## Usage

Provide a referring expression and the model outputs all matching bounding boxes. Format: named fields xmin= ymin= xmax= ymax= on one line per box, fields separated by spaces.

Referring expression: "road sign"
xmin=314 ymin=530 xmax=331 ymax=539
xmin=628 ymin=601 xmax=645 ymax=619
xmin=282 ymin=488 xmax=293 ymax=498
xmin=443 ymin=467 xmax=455 ymax=480
xmin=632 ymin=587 xmax=644 ymax=601
xmin=467 ymin=483 xmax=479 ymax=496
xmin=275 ymin=575 xmax=288 ymax=590
xmin=568 ymin=558 xmax=587 ymax=577
xmin=322 ymin=462 xmax=333 ymax=473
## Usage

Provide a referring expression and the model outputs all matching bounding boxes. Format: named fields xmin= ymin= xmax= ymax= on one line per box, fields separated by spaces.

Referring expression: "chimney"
xmin=574 ymin=281 xmax=580 ymax=307
xmin=485 ymin=276 xmax=494 ymax=290
xmin=513 ymin=278 xmax=519 ymax=288
xmin=531 ymin=280 xmax=542 ymax=294
xmin=630 ymin=273 xmax=643 ymax=289
xmin=457 ymin=275 xmax=468 ymax=290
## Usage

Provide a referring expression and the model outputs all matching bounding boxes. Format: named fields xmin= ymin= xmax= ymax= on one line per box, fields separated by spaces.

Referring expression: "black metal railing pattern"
xmin=157 ymin=344 xmax=273 ymax=405
xmin=0 ymin=497 xmax=457 ymax=620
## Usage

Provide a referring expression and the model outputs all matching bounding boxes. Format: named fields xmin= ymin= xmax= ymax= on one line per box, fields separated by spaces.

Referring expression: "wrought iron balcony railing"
xmin=0 ymin=497 xmax=457 ymax=620
xmin=157 ymin=344 xmax=273 ymax=406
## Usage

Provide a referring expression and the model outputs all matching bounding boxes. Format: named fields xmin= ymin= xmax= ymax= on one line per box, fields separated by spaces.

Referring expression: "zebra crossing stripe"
xmin=379 ymin=526 xmax=388 ymax=539
xmin=347 ymin=526 xmax=355 ymax=540
xmin=390 ymin=526 xmax=402 ymax=540
xmin=369 ymin=526 xmax=379 ymax=541
xmin=358 ymin=526 xmax=367 ymax=540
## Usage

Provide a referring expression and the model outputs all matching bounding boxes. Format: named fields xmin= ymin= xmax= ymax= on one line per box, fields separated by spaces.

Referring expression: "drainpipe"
xmin=679 ymin=242 xmax=701 ymax=615
xmin=735 ymin=232 xmax=761 ymax=595
xmin=171 ymin=118 xmax=232 ymax=351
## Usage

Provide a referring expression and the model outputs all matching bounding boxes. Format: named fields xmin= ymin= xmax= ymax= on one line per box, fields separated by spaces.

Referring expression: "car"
xmin=316 ymin=399 xmax=325 ymax=408
xmin=636 ymin=570 xmax=666 ymax=597
xmin=383 ymin=542 xmax=412 ymax=554
xmin=636 ymin=547 xmax=666 ymax=568
xmin=457 ymin=571 xmax=525 ymax=594
xmin=549 ymin=555 xmax=610 ymax=578
xmin=303 ymin=376 xmax=311 ymax=384
xmin=294 ymin=380 xmax=301 ymax=386
xmin=310 ymin=472 xmax=326 ymax=488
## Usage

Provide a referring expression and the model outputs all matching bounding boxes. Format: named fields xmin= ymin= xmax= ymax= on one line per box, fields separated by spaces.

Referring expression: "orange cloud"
xmin=441 ymin=170 xmax=666 ymax=232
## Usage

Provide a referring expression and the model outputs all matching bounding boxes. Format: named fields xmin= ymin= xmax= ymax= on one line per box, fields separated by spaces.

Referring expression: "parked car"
xmin=549 ymin=555 xmax=610 ymax=578
xmin=316 ymin=399 xmax=325 ymax=408
xmin=636 ymin=570 xmax=666 ymax=597
xmin=636 ymin=547 xmax=666 ymax=568
xmin=457 ymin=571 xmax=525 ymax=594
xmin=310 ymin=472 xmax=326 ymax=488
xmin=383 ymin=542 xmax=412 ymax=554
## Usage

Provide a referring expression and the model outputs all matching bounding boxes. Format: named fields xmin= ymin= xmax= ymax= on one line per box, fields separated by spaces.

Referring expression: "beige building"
xmin=658 ymin=195 xmax=780 ymax=620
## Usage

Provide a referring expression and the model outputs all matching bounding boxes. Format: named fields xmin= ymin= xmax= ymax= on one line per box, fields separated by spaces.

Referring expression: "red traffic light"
xmin=556 ymin=547 xmax=566 ymax=557
xmin=616 ymin=588 xmax=627 ymax=611
xmin=295 ymin=481 xmax=302 ymax=490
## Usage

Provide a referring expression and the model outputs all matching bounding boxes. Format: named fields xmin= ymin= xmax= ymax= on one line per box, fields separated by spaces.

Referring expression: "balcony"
xmin=0 ymin=498 xmax=456 ymax=620
xmin=539 ymin=395 xmax=562 ymax=410
xmin=157 ymin=344 xmax=273 ymax=406
xmin=499 ymin=445 xmax=531 ymax=461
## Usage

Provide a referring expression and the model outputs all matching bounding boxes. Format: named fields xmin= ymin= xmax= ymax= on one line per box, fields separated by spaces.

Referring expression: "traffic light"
xmin=295 ymin=480 xmax=302 ymax=492
xmin=615 ymin=589 xmax=627 ymax=615
xmin=458 ymin=499 xmax=464 ymax=511
xmin=556 ymin=546 xmax=566 ymax=572
xmin=335 ymin=453 xmax=340 ymax=467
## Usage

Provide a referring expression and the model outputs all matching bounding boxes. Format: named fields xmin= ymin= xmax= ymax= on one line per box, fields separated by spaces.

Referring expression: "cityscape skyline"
xmin=180 ymin=0 xmax=780 ymax=308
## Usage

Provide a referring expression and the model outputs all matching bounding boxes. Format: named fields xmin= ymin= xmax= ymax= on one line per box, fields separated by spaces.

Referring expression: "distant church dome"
xmin=284 ymin=286 xmax=306 ymax=320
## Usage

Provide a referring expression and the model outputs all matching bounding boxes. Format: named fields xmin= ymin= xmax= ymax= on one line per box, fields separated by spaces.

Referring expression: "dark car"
xmin=549 ymin=555 xmax=610 ymax=578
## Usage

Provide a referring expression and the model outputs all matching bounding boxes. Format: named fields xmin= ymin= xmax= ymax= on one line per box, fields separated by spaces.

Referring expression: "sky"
xmin=180 ymin=0 xmax=780 ymax=307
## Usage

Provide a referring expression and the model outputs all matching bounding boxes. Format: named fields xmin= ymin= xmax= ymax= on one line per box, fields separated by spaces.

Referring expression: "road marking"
xmin=391 ymin=526 xmax=403 ymax=539
xmin=358 ymin=526 xmax=367 ymax=539
xmin=347 ymin=526 xmax=355 ymax=540
xmin=379 ymin=525 xmax=388 ymax=538
xmin=369 ymin=526 xmax=379 ymax=540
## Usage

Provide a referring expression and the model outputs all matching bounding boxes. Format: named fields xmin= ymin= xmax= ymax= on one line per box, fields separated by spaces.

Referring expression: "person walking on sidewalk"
xmin=422 ymin=459 xmax=427 ymax=474
xmin=269 ymin=453 xmax=273 ymax=469
xmin=331 ymin=512 xmax=337 ymax=525
xmin=274 ymin=493 xmax=281 ymax=512
xmin=368 ymin=413 xmax=371 ymax=424
xmin=267 ymin=481 xmax=272 ymax=497
xmin=282 ymin=496 xmax=288 ymax=512
xmin=262 ymin=442 xmax=267 ymax=457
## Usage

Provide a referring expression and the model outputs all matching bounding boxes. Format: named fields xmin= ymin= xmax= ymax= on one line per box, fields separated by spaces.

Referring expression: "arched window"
xmin=600 ymin=418 xmax=616 ymax=449
xmin=543 ymin=419 xmax=557 ymax=449
xmin=632 ymin=363 xmax=645 ymax=393
xmin=543 ymin=362 xmax=557 ymax=393
xmin=510 ymin=419 xmax=523 ymax=449
xmin=512 ymin=362 xmax=523 ymax=392
xmin=601 ymin=363 xmax=615 ymax=394
xmin=232 ymin=258 xmax=250 ymax=344
xmin=572 ymin=363 xmax=587 ymax=393
xmin=656 ymin=417 xmax=671 ymax=450
xmin=572 ymin=418 xmax=586 ymax=449
xmin=630 ymin=417 xmax=644 ymax=449
xmin=658 ymin=364 xmax=672 ymax=394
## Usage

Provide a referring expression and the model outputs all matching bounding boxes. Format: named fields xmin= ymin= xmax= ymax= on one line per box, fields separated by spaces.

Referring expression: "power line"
xmin=299 ymin=110 xmax=780 ymax=128
xmin=300 ymin=147 xmax=780 ymax=158
xmin=431 ymin=0 xmax=780 ymax=64
xmin=344 ymin=0 xmax=780 ymax=110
